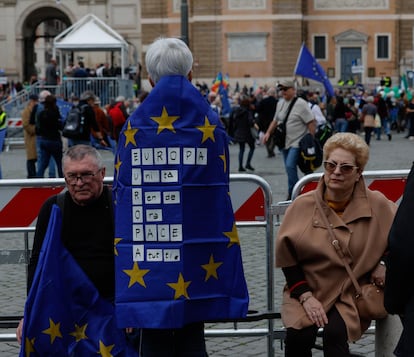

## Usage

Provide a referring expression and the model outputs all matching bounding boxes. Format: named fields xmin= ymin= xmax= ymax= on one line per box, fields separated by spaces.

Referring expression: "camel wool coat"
xmin=276 ymin=176 xmax=397 ymax=342
xmin=21 ymin=105 xmax=37 ymax=160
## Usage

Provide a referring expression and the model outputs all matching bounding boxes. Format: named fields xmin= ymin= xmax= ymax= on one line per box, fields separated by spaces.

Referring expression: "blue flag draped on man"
xmin=19 ymin=205 xmax=134 ymax=357
xmin=294 ymin=43 xmax=335 ymax=97
xmin=113 ymin=74 xmax=249 ymax=329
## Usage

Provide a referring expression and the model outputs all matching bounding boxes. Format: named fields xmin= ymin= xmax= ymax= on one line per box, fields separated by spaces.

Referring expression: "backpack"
xmin=298 ymin=133 xmax=323 ymax=174
xmin=62 ymin=104 xmax=87 ymax=139
xmin=315 ymin=121 xmax=333 ymax=148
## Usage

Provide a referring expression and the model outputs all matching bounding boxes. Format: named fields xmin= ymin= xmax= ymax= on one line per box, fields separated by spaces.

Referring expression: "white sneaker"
xmin=409 ymin=136 xmax=414 ymax=140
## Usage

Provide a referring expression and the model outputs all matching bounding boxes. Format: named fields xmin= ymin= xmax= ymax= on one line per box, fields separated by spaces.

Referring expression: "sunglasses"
xmin=323 ymin=161 xmax=358 ymax=174
xmin=279 ymin=87 xmax=291 ymax=91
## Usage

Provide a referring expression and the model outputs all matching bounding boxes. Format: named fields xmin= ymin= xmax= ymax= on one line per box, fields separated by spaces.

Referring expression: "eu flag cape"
xmin=113 ymin=75 xmax=249 ymax=329
xmin=294 ymin=43 xmax=335 ymax=97
xmin=20 ymin=205 xmax=134 ymax=357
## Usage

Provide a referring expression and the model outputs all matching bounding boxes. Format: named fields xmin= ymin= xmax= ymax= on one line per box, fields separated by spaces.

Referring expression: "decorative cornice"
xmin=334 ymin=29 xmax=369 ymax=43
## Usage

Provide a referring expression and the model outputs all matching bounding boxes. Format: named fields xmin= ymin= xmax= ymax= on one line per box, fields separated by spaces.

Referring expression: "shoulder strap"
xmin=56 ymin=192 xmax=66 ymax=215
xmin=282 ymin=97 xmax=298 ymax=125
xmin=313 ymin=191 xmax=362 ymax=295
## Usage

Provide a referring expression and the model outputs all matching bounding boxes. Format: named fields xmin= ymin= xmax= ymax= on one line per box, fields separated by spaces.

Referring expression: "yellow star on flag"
xmin=196 ymin=116 xmax=216 ymax=143
xmin=42 ymin=317 xmax=63 ymax=344
xmin=150 ymin=106 xmax=180 ymax=134
xmin=97 ymin=340 xmax=115 ymax=357
xmin=201 ymin=254 xmax=223 ymax=281
xmin=219 ymin=151 xmax=227 ymax=172
xmin=223 ymin=223 xmax=240 ymax=247
xmin=114 ymin=155 xmax=122 ymax=180
xmin=70 ymin=323 xmax=88 ymax=342
xmin=167 ymin=273 xmax=191 ymax=299
xmin=114 ymin=238 xmax=122 ymax=256
xmin=24 ymin=337 xmax=35 ymax=357
xmin=123 ymin=262 xmax=150 ymax=288
xmin=123 ymin=120 xmax=138 ymax=147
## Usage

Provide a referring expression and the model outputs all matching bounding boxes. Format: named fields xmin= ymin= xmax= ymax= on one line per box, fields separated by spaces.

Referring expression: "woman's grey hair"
xmin=145 ymin=37 xmax=193 ymax=84
xmin=63 ymin=144 xmax=103 ymax=169
xmin=323 ymin=132 xmax=370 ymax=170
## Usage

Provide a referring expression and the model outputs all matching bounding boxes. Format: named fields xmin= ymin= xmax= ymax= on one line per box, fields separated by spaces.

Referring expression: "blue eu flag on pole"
xmin=219 ymin=84 xmax=231 ymax=117
xmin=20 ymin=205 xmax=134 ymax=357
xmin=113 ymin=75 xmax=249 ymax=329
xmin=294 ymin=43 xmax=335 ymax=97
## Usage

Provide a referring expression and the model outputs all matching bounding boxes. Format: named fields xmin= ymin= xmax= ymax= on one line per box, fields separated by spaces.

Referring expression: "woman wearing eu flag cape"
xmin=112 ymin=37 xmax=249 ymax=357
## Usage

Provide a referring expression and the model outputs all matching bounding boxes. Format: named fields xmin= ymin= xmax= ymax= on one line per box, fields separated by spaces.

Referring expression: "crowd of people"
xmin=200 ymin=80 xmax=414 ymax=200
xmin=19 ymin=89 xmax=138 ymax=178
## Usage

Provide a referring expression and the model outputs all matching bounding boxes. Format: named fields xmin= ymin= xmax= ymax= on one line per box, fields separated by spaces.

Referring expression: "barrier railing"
xmin=3 ymin=170 xmax=405 ymax=355
xmin=0 ymin=174 xmax=278 ymax=356
xmin=291 ymin=169 xmax=409 ymax=201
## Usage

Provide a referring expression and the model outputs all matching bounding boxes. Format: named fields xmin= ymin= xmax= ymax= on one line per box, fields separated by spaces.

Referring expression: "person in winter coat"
xmin=360 ymin=96 xmax=377 ymax=145
xmin=35 ymin=94 xmax=64 ymax=178
xmin=276 ymin=132 xmax=397 ymax=356
xmin=107 ymin=96 xmax=129 ymax=142
xmin=255 ymin=87 xmax=278 ymax=157
xmin=230 ymin=95 xmax=257 ymax=172
xmin=22 ymin=94 xmax=39 ymax=177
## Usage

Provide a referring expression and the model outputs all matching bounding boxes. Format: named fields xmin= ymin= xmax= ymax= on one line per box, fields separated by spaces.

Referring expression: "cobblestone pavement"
xmin=0 ymin=130 xmax=412 ymax=356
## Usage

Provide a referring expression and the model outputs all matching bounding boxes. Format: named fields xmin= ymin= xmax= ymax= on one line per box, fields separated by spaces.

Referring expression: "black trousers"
xmin=139 ymin=322 xmax=207 ymax=357
xmin=284 ymin=306 xmax=350 ymax=357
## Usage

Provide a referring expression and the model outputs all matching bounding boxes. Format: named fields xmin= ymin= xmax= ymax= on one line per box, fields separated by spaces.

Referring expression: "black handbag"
xmin=273 ymin=97 xmax=297 ymax=149
xmin=273 ymin=123 xmax=286 ymax=149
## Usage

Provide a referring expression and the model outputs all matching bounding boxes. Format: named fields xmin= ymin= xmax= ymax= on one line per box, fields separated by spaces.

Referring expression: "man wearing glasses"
xmin=16 ymin=144 xmax=115 ymax=343
xmin=263 ymin=79 xmax=315 ymax=200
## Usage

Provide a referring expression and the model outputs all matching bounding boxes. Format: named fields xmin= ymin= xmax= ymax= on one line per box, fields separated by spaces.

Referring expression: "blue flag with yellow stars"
xmin=113 ymin=75 xmax=249 ymax=329
xmin=294 ymin=43 xmax=335 ymax=97
xmin=20 ymin=205 xmax=135 ymax=357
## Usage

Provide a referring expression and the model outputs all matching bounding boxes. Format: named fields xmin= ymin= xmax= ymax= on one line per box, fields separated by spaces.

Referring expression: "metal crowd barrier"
xmin=0 ymin=174 xmax=280 ymax=356
xmin=2 ymin=170 xmax=407 ymax=355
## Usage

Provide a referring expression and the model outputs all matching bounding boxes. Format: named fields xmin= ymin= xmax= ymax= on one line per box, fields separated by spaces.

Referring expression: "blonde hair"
xmin=323 ymin=132 xmax=369 ymax=170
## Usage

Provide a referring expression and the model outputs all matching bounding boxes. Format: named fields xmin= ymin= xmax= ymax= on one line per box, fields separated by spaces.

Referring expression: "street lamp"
xmin=181 ymin=0 xmax=189 ymax=45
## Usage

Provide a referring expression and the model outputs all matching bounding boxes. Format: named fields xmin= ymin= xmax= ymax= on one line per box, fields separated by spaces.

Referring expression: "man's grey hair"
xmin=39 ymin=90 xmax=51 ymax=103
xmin=145 ymin=37 xmax=193 ymax=84
xmin=63 ymin=144 xmax=103 ymax=169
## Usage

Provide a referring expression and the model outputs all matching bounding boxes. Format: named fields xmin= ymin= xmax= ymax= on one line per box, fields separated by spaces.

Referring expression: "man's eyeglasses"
xmin=323 ymin=161 xmax=358 ymax=174
xmin=280 ymin=87 xmax=291 ymax=91
xmin=65 ymin=169 xmax=102 ymax=185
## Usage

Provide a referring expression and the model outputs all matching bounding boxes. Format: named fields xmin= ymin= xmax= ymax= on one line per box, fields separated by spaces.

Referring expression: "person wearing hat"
xmin=21 ymin=94 xmax=39 ymax=177
xmin=263 ymin=79 xmax=315 ymax=200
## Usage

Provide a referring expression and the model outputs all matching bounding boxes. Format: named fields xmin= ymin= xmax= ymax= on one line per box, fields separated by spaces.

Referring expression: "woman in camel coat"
xmin=276 ymin=132 xmax=397 ymax=356
xmin=21 ymin=94 xmax=38 ymax=178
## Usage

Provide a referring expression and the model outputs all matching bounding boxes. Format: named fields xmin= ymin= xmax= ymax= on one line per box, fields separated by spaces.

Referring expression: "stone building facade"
xmin=2 ymin=0 xmax=414 ymax=90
